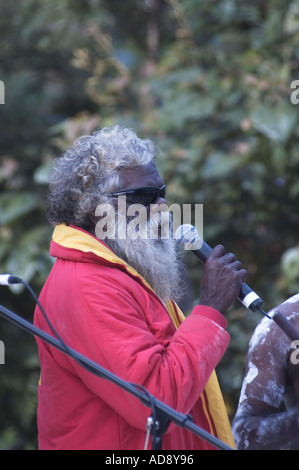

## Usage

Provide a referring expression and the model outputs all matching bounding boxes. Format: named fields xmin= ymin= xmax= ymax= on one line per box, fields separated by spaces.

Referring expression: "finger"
xmin=209 ymin=244 xmax=226 ymax=258
xmin=223 ymin=252 xmax=236 ymax=263
xmin=238 ymin=268 xmax=248 ymax=282
xmin=230 ymin=260 xmax=242 ymax=270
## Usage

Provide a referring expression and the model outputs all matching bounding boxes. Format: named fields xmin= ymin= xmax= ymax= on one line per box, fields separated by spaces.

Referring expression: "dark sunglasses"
xmin=107 ymin=184 xmax=166 ymax=206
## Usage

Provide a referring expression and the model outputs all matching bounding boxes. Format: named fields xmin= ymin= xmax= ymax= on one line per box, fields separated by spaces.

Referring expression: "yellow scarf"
xmin=53 ymin=223 xmax=235 ymax=449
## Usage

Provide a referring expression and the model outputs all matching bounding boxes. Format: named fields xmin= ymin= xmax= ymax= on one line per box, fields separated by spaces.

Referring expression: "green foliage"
xmin=1 ymin=0 xmax=299 ymax=448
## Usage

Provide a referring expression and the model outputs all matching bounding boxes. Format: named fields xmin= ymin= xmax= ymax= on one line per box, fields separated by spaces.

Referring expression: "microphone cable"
xmin=1 ymin=276 xmax=162 ymax=402
xmin=1 ymin=275 xmax=108 ymax=377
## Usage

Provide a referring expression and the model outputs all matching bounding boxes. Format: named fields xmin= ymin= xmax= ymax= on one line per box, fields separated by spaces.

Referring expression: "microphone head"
xmin=174 ymin=224 xmax=203 ymax=250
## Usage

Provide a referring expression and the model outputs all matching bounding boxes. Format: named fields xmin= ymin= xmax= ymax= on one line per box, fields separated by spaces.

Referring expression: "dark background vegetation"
xmin=1 ymin=0 xmax=299 ymax=449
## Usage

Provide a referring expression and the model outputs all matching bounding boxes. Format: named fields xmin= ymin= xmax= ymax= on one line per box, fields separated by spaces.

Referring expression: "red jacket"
xmin=34 ymin=224 xmax=234 ymax=450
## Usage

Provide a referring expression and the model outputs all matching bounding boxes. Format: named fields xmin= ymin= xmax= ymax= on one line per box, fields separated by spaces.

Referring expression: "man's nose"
xmin=151 ymin=197 xmax=168 ymax=212
xmin=158 ymin=195 xmax=168 ymax=205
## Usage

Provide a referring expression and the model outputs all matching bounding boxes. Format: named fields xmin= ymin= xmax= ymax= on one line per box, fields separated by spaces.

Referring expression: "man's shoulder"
xmin=269 ymin=294 xmax=299 ymax=328
xmin=73 ymin=258 xmax=154 ymax=299
xmin=278 ymin=294 xmax=299 ymax=318
xmin=73 ymin=258 xmax=135 ymax=285
xmin=248 ymin=294 xmax=299 ymax=358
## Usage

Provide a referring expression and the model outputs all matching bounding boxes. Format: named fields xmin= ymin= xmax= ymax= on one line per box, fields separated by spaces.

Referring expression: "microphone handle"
xmin=191 ymin=241 xmax=263 ymax=313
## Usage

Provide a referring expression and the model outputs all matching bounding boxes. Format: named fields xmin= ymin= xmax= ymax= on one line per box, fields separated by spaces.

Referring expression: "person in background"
xmin=232 ymin=295 xmax=299 ymax=450
xmin=34 ymin=124 xmax=247 ymax=450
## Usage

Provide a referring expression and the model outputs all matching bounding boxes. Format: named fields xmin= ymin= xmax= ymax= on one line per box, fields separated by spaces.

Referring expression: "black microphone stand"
xmin=0 ymin=301 xmax=233 ymax=451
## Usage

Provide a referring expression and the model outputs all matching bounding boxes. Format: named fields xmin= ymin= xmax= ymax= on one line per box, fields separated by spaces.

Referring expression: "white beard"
xmin=102 ymin=209 xmax=186 ymax=303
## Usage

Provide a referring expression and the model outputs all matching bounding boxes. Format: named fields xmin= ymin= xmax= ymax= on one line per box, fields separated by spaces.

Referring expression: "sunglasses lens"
xmin=111 ymin=185 xmax=166 ymax=205
xmin=126 ymin=188 xmax=159 ymax=205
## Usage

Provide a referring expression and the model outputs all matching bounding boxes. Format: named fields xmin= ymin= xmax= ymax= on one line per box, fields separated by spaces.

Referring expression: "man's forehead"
xmin=121 ymin=161 xmax=164 ymax=189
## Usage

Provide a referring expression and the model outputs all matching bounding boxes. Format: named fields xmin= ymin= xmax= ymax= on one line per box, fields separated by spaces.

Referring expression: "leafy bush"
xmin=1 ymin=0 xmax=299 ymax=448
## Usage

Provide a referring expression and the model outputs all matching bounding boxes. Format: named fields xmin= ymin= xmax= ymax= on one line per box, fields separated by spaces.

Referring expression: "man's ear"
xmin=90 ymin=213 xmax=98 ymax=227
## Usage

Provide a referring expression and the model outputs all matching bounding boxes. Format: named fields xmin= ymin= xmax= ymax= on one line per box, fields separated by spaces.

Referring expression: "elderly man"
xmin=232 ymin=295 xmax=299 ymax=450
xmin=34 ymin=125 xmax=247 ymax=450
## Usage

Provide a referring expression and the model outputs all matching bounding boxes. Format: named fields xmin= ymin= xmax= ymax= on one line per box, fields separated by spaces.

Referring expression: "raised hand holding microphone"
xmin=199 ymin=244 xmax=247 ymax=315
xmin=175 ymin=224 xmax=265 ymax=315
xmin=175 ymin=224 xmax=299 ymax=341
xmin=175 ymin=224 xmax=248 ymax=315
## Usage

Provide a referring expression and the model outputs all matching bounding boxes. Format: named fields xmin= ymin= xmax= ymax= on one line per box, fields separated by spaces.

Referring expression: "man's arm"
xmin=232 ymin=301 xmax=299 ymax=450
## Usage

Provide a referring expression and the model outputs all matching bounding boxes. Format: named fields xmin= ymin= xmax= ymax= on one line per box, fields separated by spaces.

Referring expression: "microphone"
xmin=175 ymin=224 xmax=263 ymax=313
xmin=0 ymin=274 xmax=22 ymax=285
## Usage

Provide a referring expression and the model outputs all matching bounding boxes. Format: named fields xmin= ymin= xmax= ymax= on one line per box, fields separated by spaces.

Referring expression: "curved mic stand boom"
xmin=0 ymin=300 xmax=233 ymax=451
